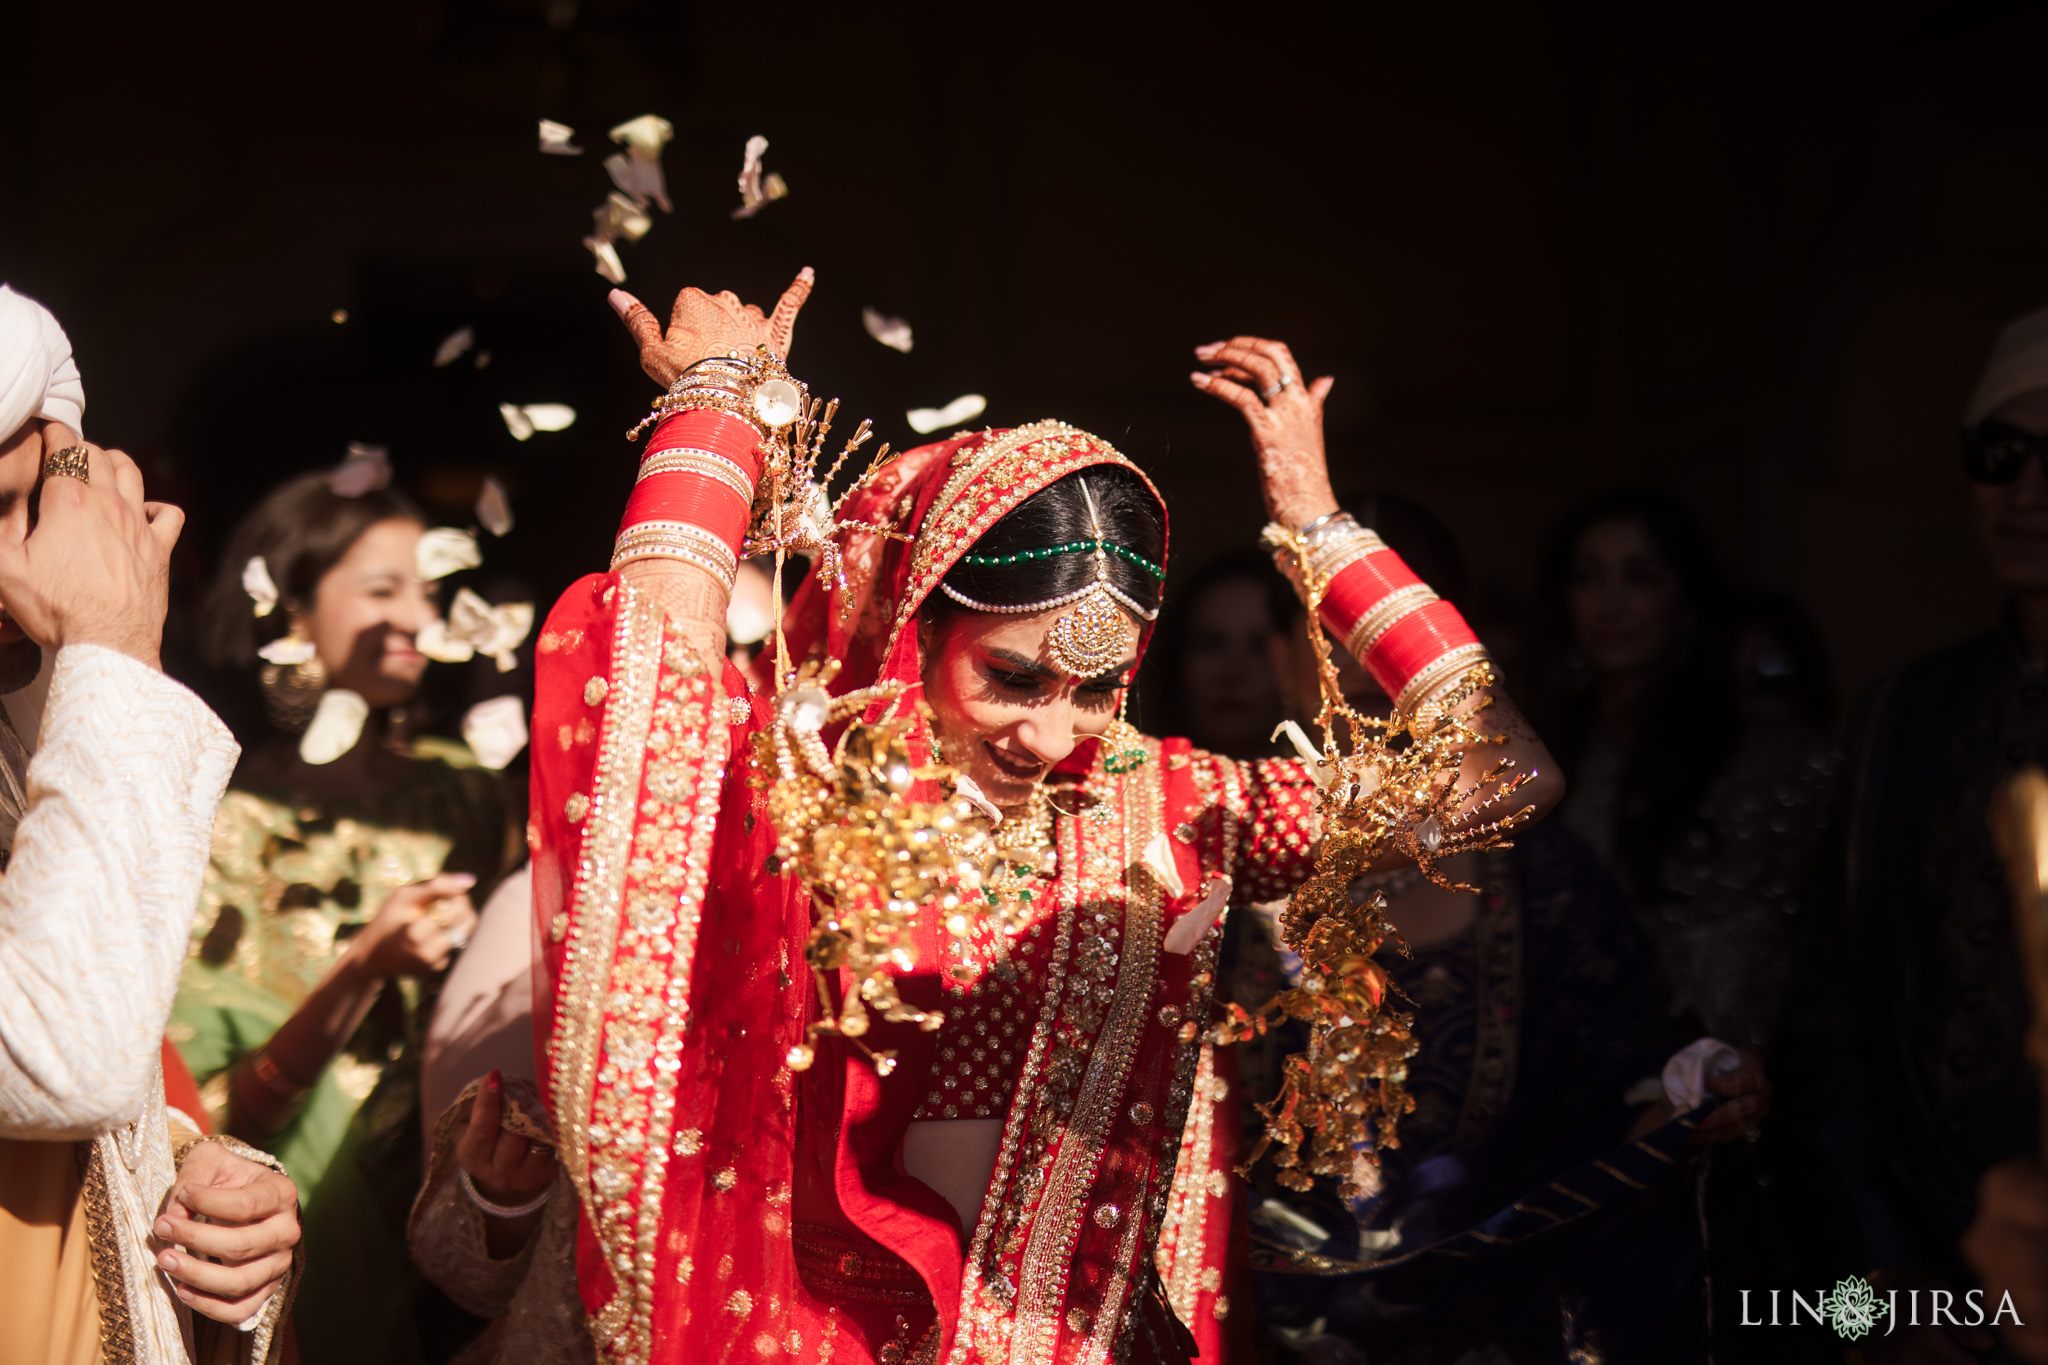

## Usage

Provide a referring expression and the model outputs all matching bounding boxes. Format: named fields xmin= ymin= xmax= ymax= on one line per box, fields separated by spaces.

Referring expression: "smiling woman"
xmin=414 ymin=276 xmax=1563 ymax=1365
xmin=170 ymin=473 xmax=518 ymax=1364
xmin=918 ymin=467 xmax=1164 ymax=807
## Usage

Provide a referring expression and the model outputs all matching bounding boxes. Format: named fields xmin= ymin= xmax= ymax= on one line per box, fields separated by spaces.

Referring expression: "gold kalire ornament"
xmin=1209 ymin=524 xmax=1538 ymax=1200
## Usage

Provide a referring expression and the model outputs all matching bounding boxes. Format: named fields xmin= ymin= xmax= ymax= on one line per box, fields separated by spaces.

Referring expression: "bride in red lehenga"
xmin=461 ymin=274 xmax=1561 ymax=1365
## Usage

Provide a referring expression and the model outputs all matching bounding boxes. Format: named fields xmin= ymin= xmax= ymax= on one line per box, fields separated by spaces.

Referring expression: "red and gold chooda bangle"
xmin=1277 ymin=512 xmax=1490 ymax=717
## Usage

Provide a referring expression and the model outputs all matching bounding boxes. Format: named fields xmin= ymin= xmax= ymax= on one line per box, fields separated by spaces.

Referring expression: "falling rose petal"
xmin=446 ymin=587 xmax=534 ymax=671
xmin=327 ymin=443 xmax=392 ymax=497
xmin=1164 ymin=876 xmax=1233 ymax=955
xmin=462 ymin=695 xmax=530 ymax=770
xmin=499 ymin=403 xmax=536 ymax=442
xmin=434 ymin=325 xmax=475 ymax=367
xmin=606 ymin=114 xmax=674 ymax=156
xmin=862 ymin=308 xmax=914 ymax=354
xmin=520 ymin=403 xmax=576 ymax=433
xmin=725 ymin=595 xmax=771 ymax=647
xmin=1270 ymin=719 xmax=1338 ymax=791
xmin=256 ymin=634 xmax=316 ymax=666
xmin=904 ymin=394 xmax=987 ymax=435
xmin=299 ymin=689 xmax=369 ymax=765
xmin=416 ymin=527 xmax=482 ymax=581
xmin=952 ymin=774 xmax=1002 ymax=824
xmin=731 ymin=135 xmax=789 ymax=219
xmin=473 ymin=350 xmax=492 ymax=369
xmin=414 ymin=619 xmax=475 ymax=663
xmin=592 ymin=191 xmax=652 ymax=244
xmin=584 ymin=236 xmax=626 ymax=284
xmin=537 ymin=119 xmax=584 ymax=155
xmin=604 ymin=152 xmax=669 ymax=213
xmin=243 ymin=556 xmax=279 ymax=618
xmin=606 ymin=115 xmax=674 ymax=213
xmin=476 ymin=476 xmax=514 ymax=537
xmin=1141 ymin=830 xmax=1187 ymax=898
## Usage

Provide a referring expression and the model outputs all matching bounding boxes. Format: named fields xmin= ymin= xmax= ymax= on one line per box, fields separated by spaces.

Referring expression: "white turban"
xmin=0 ymin=285 xmax=85 ymax=444
xmin=1967 ymin=303 xmax=2048 ymax=426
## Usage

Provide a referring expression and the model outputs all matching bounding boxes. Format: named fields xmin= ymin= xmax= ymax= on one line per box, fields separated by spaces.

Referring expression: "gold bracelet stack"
xmin=1271 ymin=511 xmax=1385 ymax=595
xmin=610 ymin=518 xmax=742 ymax=582
xmin=635 ymin=446 xmax=757 ymax=505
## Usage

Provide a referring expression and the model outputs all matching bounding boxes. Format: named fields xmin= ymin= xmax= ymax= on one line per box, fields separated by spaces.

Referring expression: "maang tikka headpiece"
xmin=940 ymin=478 xmax=1162 ymax=680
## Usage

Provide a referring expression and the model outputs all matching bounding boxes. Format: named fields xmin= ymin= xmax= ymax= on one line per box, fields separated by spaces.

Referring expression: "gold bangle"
xmin=651 ymin=388 xmax=771 ymax=440
xmin=1304 ymin=526 xmax=1384 ymax=585
xmin=1346 ymin=582 xmax=1439 ymax=659
xmin=1394 ymin=643 xmax=1493 ymax=720
xmin=610 ymin=540 xmax=740 ymax=584
xmin=636 ymin=447 xmax=757 ymax=505
xmin=610 ymin=521 xmax=739 ymax=582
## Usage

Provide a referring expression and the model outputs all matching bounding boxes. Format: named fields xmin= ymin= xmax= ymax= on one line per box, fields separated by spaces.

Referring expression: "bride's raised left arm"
xmin=1192 ymin=333 xmax=1566 ymax=828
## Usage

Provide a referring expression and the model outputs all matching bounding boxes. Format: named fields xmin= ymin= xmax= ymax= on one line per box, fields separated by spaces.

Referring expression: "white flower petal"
xmin=416 ymin=527 xmax=482 ymax=582
xmin=1164 ymin=876 xmax=1233 ymax=955
xmin=415 ymin=619 xmax=475 ymax=663
xmin=952 ymin=774 xmax=1002 ymax=823
xmin=476 ymin=476 xmax=514 ymax=537
xmin=242 ymin=556 xmax=279 ymax=618
xmin=583 ymin=237 xmax=626 ymax=284
xmin=1271 ymin=719 xmax=1338 ymax=790
xmin=498 ymin=403 xmax=535 ymax=442
xmin=537 ymin=118 xmax=583 ymax=155
xmin=299 ymin=689 xmax=369 ymax=765
xmin=327 ymin=443 xmax=391 ymax=497
xmin=862 ymin=307 xmax=914 ymax=354
xmin=257 ymin=635 xmax=316 ymax=666
xmin=905 ymin=394 xmax=986 ymax=435
xmin=520 ymin=403 xmax=576 ymax=433
xmin=1141 ymin=830 xmax=1187 ymax=899
xmin=462 ymin=695 xmax=530 ymax=770
xmin=433 ymin=325 xmax=474 ymax=367
xmin=607 ymin=114 xmax=674 ymax=156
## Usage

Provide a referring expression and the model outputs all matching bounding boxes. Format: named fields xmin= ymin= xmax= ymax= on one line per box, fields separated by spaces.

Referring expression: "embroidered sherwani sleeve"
xmin=0 ymin=645 xmax=239 ymax=1139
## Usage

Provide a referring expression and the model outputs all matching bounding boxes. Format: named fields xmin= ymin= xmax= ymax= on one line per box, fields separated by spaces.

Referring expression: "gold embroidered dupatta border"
xmin=548 ymin=590 xmax=731 ymax=1363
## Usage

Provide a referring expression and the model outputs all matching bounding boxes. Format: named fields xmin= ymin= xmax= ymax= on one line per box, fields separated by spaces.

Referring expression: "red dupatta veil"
xmin=532 ymin=420 xmax=1244 ymax=1365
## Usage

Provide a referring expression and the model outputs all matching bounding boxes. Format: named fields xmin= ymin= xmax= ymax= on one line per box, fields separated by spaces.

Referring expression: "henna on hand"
xmin=1189 ymin=335 xmax=1339 ymax=529
xmin=609 ymin=269 xmax=815 ymax=387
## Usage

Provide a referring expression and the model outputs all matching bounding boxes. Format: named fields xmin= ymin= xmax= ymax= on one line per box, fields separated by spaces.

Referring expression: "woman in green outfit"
xmin=171 ymin=471 xmax=518 ymax=1364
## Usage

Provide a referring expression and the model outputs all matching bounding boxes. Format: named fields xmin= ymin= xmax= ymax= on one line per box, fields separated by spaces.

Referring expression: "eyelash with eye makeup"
xmin=990 ymin=670 xmax=1118 ymax=699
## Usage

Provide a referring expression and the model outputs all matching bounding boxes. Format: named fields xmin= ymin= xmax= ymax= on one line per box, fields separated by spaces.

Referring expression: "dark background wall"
xmin=4 ymin=0 xmax=2046 ymax=710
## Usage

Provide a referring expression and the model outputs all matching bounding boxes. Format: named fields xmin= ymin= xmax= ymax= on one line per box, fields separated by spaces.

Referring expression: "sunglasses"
xmin=1963 ymin=420 xmax=2048 ymax=485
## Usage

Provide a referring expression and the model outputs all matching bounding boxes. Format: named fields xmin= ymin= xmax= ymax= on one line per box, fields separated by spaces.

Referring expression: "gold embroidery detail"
xmin=565 ymin=792 xmax=589 ymax=824
xmin=585 ymin=676 xmax=609 ymax=705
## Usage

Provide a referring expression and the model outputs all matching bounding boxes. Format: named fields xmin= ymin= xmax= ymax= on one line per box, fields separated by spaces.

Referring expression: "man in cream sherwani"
xmin=0 ymin=283 xmax=302 ymax=1364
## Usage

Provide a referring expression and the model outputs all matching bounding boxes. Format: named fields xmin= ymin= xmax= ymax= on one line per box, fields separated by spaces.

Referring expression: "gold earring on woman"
xmin=1100 ymin=688 xmax=1148 ymax=774
xmin=260 ymin=634 xmax=328 ymax=731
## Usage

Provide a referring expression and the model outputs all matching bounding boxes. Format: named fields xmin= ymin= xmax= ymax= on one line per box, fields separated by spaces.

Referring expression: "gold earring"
xmin=1099 ymin=688 xmax=1148 ymax=774
xmin=259 ymin=633 xmax=328 ymax=732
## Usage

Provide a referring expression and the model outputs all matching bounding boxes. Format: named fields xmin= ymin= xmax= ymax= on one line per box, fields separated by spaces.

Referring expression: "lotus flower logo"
xmin=1820 ymin=1276 xmax=1882 ymax=1341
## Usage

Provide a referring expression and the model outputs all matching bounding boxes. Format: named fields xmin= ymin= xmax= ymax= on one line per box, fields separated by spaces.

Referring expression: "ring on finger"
xmin=528 ymin=1141 xmax=553 ymax=1158
xmin=42 ymin=445 xmax=90 ymax=483
xmin=448 ymin=925 xmax=472 ymax=951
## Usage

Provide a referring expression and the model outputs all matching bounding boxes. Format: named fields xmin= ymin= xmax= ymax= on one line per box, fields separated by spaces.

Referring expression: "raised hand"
xmin=0 ymin=431 xmax=182 ymax=668
xmin=153 ymin=1140 xmax=300 ymax=1326
xmin=348 ymin=872 xmax=479 ymax=980
xmin=457 ymin=1070 xmax=556 ymax=1207
xmin=609 ymin=268 xmax=815 ymax=387
xmin=1189 ymin=336 xmax=1339 ymax=531
xmin=456 ymin=1070 xmax=557 ymax=1259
